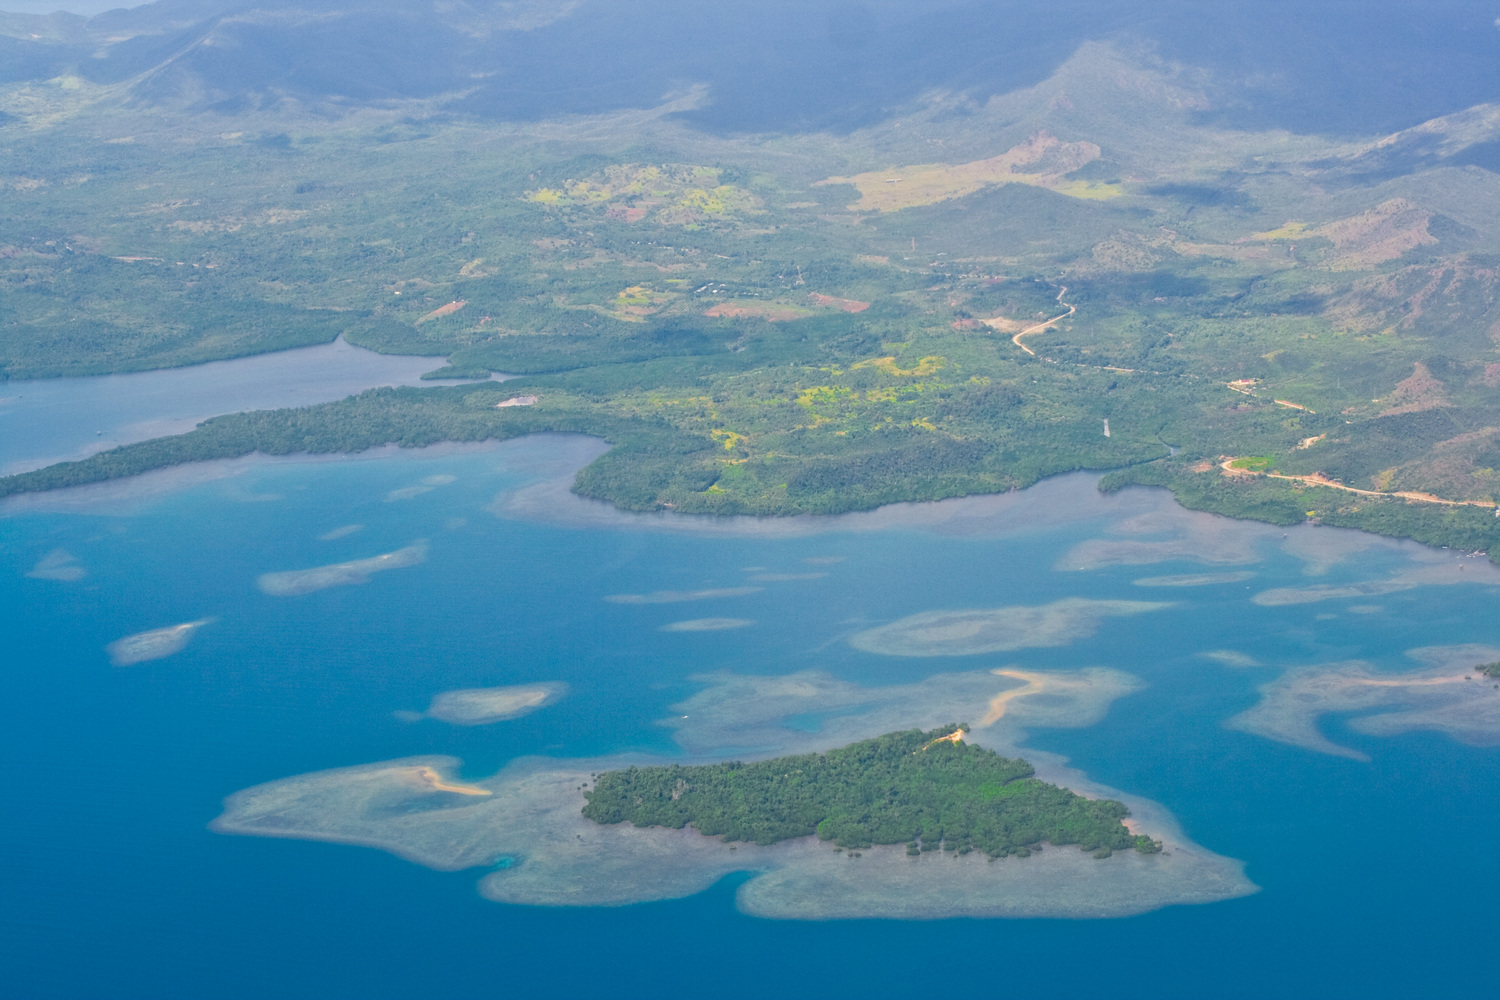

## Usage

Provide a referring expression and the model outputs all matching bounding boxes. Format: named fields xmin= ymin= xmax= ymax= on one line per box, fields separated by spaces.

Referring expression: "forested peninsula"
xmin=4 ymin=376 xmax=1496 ymax=562
xmin=7 ymin=45 xmax=1500 ymax=560
xmin=581 ymin=726 xmax=1162 ymax=859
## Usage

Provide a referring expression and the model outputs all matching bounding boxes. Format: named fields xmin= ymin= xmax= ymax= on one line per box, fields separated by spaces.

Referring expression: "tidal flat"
xmin=1229 ymin=644 xmax=1500 ymax=759
xmin=214 ymin=667 xmax=1255 ymax=919
xmin=1252 ymin=557 xmax=1500 ymax=606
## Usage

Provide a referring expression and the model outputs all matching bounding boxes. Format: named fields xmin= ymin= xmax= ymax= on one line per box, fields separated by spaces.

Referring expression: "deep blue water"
xmin=4 ymin=441 xmax=1500 ymax=999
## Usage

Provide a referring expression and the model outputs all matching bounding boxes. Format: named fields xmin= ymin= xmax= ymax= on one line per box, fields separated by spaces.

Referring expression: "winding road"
xmin=1011 ymin=286 xmax=1076 ymax=356
xmin=991 ymin=283 xmax=1492 ymax=515
xmin=1219 ymin=458 xmax=1498 ymax=511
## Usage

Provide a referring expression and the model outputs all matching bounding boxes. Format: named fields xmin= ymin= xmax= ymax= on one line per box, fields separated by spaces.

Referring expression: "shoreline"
xmin=211 ymin=741 xmax=1256 ymax=921
xmin=6 ymin=432 xmax=1496 ymax=584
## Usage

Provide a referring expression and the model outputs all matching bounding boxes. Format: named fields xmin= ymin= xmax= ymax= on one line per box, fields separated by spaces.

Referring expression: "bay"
xmin=3 ymin=435 xmax=1500 ymax=998
xmin=0 ymin=338 xmax=494 ymax=476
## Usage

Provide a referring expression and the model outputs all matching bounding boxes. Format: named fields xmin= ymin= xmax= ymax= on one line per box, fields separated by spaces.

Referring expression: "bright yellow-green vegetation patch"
xmin=616 ymin=286 xmax=655 ymax=306
xmin=711 ymin=429 xmax=748 ymax=451
xmin=853 ymin=355 xmax=946 ymax=377
xmin=612 ymin=284 xmax=677 ymax=318
xmin=566 ymin=284 xmax=682 ymax=323
xmin=797 ymin=385 xmax=856 ymax=420
xmin=1254 ymin=221 xmax=1309 ymax=240
xmin=526 ymin=163 xmax=758 ymax=226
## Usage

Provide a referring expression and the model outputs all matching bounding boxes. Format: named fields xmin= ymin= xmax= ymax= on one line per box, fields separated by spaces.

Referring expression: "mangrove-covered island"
xmin=582 ymin=725 xmax=1162 ymax=859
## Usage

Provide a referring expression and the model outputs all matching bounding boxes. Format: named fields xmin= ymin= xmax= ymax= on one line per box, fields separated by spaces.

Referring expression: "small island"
xmin=1477 ymin=663 xmax=1500 ymax=679
xmin=583 ymin=725 xmax=1162 ymax=859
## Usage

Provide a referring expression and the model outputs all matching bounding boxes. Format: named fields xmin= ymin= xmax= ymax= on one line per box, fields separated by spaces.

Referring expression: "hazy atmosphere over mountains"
xmin=5 ymin=0 xmax=1500 ymax=133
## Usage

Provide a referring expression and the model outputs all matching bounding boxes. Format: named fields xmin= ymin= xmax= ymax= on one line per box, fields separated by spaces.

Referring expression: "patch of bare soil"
xmin=808 ymin=292 xmax=870 ymax=313
xmin=1322 ymin=259 xmax=1500 ymax=337
xmin=704 ymin=301 xmax=809 ymax=322
xmin=1379 ymin=361 xmax=1451 ymax=416
xmin=1312 ymin=198 xmax=1437 ymax=270
xmin=416 ymin=300 xmax=467 ymax=324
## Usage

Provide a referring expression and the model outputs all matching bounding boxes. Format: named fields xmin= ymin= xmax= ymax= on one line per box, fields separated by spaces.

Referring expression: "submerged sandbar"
xmin=660 ymin=618 xmax=755 ymax=632
xmin=28 ymin=548 xmax=86 ymax=582
xmin=425 ymin=683 xmax=568 ymax=725
xmin=107 ymin=619 xmax=212 ymax=666
xmin=257 ymin=541 xmax=428 ymax=596
xmin=605 ymin=587 xmax=761 ymax=604
xmin=1133 ymin=571 xmax=1256 ymax=587
xmin=214 ymin=668 xmax=1255 ymax=919
xmin=1229 ymin=644 xmax=1500 ymax=759
xmin=848 ymin=598 xmax=1170 ymax=657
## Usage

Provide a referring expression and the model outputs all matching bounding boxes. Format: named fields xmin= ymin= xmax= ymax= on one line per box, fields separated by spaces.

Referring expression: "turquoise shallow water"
xmin=4 ymin=437 xmax=1500 ymax=998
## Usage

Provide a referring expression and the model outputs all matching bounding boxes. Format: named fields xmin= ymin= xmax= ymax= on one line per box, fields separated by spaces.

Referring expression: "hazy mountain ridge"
xmin=6 ymin=0 xmax=1500 ymax=134
xmin=0 ymin=0 xmax=581 ymax=109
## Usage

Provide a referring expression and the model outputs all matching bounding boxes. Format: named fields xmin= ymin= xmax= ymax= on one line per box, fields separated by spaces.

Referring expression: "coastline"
xmin=3 ymin=410 xmax=1495 ymax=562
xmin=8 ymin=433 xmax=1498 ymax=600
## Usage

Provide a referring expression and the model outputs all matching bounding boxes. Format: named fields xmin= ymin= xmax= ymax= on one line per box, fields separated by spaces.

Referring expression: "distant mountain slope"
xmin=4 ymin=0 xmax=1500 ymax=134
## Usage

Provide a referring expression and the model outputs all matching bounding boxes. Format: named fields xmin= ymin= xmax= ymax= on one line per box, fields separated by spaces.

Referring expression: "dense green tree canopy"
xmin=582 ymin=726 xmax=1162 ymax=859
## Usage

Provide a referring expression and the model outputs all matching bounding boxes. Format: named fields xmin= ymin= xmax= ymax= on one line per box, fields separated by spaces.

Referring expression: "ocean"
xmin=4 ymin=432 xmax=1500 ymax=998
